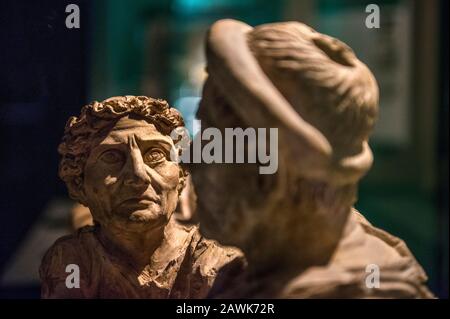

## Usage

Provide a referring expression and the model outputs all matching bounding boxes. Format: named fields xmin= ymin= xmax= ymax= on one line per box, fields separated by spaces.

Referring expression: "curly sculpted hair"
xmin=58 ymin=96 xmax=185 ymax=201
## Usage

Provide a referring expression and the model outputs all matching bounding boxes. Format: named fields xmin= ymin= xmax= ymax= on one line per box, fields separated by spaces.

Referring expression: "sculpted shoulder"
xmin=183 ymin=223 xmax=245 ymax=294
xmin=39 ymin=226 xmax=101 ymax=298
xmin=280 ymin=210 xmax=435 ymax=298
xmin=41 ymin=226 xmax=100 ymax=265
xmin=192 ymin=233 xmax=244 ymax=277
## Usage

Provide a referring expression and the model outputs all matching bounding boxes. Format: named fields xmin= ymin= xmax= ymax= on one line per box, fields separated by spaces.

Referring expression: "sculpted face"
xmin=82 ymin=115 xmax=181 ymax=229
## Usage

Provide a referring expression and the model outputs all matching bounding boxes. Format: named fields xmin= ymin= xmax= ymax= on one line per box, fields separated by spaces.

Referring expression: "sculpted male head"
xmin=193 ymin=20 xmax=379 ymax=260
xmin=58 ymin=96 xmax=186 ymax=230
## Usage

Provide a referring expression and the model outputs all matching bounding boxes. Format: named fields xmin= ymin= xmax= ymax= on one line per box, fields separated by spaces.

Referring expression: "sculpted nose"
xmin=124 ymin=141 xmax=151 ymax=188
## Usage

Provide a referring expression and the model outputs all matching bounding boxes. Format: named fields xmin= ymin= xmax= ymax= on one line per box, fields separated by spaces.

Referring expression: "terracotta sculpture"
xmin=70 ymin=175 xmax=197 ymax=231
xmin=40 ymin=96 xmax=240 ymax=298
xmin=191 ymin=19 xmax=434 ymax=298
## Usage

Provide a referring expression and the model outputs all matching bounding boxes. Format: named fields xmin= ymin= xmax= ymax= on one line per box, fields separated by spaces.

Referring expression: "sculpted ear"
xmin=176 ymin=166 xmax=187 ymax=194
xmin=65 ymin=177 xmax=89 ymax=206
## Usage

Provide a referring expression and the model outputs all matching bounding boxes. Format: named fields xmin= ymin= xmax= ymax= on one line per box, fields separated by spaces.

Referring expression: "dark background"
xmin=0 ymin=0 xmax=448 ymax=298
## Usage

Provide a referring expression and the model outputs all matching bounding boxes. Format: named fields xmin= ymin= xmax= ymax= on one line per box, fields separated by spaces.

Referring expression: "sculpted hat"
xmin=205 ymin=19 xmax=379 ymax=186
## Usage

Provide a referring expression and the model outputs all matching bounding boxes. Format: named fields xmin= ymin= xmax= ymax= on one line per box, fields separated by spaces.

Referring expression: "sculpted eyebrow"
xmin=91 ymin=143 xmax=124 ymax=153
xmin=92 ymin=137 xmax=173 ymax=157
xmin=137 ymin=138 xmax=173 ymax=152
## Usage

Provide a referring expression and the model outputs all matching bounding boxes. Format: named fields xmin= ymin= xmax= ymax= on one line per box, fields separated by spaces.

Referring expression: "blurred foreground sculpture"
xmin=191 ymin=19 xmax=433 ymax=298
xmin=40 ymin=96 xmax=240 ymax=298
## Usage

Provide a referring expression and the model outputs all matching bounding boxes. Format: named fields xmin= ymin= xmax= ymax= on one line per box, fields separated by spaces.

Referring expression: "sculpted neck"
xmin=242 ymin=183 xmax=357 ymax=281
xmin=98 ymin=216 xmax=176 ymax=270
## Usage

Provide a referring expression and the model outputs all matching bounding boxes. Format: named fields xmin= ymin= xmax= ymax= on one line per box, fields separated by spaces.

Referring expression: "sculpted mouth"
xmin=118 ymin=195 xmax=161 ymax=209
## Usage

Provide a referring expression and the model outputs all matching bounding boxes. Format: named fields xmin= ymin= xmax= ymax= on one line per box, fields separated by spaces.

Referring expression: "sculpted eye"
xmin=143 ymin=148 xmax=166 ymax=165
xmin=99 ymin=150 xmax=124 ymax=164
